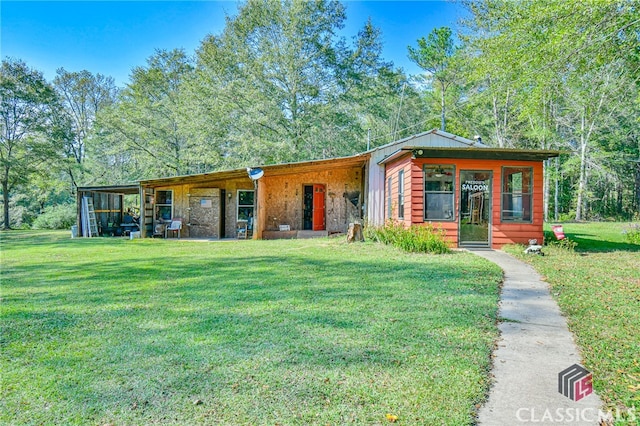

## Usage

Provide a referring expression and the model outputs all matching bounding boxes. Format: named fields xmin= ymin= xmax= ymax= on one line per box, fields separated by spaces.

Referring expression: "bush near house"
xmin=365 ymin=221 xmax=450 ymax=254
xmin=507 ymin=222 xmax=640 ymax=422
xmin=31 ymin=203 xmax=76 ymax=230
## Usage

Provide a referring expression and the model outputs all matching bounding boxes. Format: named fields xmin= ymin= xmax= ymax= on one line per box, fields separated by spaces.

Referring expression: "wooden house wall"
xmin=259 ymin=166 xmax=364 ymax=234
xmin=388 ymin=158 xmax=544 ymax=248
xmin=382 ymin=154 xmax=412 ymax=227
xmin=367 ymin=130 xmax=479 ymax=226
xmin=149 ymin=178 xmax=254 ymax=238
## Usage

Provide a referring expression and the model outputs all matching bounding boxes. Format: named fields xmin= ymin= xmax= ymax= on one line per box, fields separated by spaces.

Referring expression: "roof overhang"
xmin=77 ymin=184 xmax=140 ymax=195
xmin=379 ymin=147 xmax=560 ymax=165
xmin=139 ymin=153 xmax=370 ymax=187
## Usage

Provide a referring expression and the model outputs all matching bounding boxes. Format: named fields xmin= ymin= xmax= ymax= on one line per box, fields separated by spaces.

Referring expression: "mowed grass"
xmin=0 ymin=231 xmax=502 ymax=425
xmin=504 ymin=222 xmax=640 ymax=417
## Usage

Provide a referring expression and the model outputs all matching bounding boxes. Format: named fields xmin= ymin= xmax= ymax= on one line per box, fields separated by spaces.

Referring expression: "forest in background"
xmin=1 ymin=0 xmax=639 ymax=229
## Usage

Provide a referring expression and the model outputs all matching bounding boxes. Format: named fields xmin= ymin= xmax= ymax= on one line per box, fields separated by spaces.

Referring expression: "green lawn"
xmin=504 ymin=222 xmax=640 ymax=420
xmin=1 ymin=231 xmax=502 ymax=425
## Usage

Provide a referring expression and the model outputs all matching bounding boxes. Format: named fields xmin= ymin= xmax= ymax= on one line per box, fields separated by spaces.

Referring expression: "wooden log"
xmin=347 ymin=222 xmax=364 ymax=243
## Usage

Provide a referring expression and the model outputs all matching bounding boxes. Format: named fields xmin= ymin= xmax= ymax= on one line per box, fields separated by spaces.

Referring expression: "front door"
xmin=303 ymin=184 xmax=326 ymax=231
xmin=459 ymin=171 xmax=491 ymax=246
xmin=312 ymin=184 xmax=326 ymax=231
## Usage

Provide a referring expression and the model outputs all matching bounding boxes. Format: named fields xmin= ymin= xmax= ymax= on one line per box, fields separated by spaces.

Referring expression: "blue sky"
xmin=1 ymin=1 xmax=465 ymax=87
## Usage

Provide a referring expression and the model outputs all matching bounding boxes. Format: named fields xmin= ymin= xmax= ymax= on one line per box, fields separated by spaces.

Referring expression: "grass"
xmin=504 ymin=222 xmax=640 ymax=421
xmin=0 ymin=231 xmax=502 ymax=425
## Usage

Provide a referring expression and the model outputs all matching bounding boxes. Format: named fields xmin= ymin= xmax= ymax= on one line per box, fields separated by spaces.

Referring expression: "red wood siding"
xmin=389 ymin=157 xmax=545 ymax=248
xmin=384 ymin=154 xmax=412 ymax=227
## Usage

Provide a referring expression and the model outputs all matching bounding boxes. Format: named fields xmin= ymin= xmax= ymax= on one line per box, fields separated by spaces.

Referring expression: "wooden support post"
xmin=254 ymin=179 xmax=266 ymax=240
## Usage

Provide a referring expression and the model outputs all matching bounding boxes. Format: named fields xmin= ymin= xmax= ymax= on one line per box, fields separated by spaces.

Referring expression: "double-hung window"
xmin=397 ymin=170 xmax=405 ymax=220
xmin=424 ymin=165 xmax=455 ymax=221
xmin=501 ymin=167 xmax=532 ymax=222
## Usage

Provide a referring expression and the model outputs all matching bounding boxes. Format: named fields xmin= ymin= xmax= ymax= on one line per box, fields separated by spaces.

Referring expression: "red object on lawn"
xmin=552 ymin=225 xmax=566 ymax=240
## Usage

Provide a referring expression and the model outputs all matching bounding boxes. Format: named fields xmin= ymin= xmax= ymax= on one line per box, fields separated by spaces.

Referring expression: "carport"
xmin=77 ymin=184 xmax=141 ymax=237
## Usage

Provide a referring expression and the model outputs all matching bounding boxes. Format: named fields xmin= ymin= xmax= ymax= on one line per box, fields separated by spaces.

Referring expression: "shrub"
xmin=32 ymin=203 xmax=76 ymax=230
xmin=365 ymin=221 xmax=449 ymax=254
xmin=622 ymin=223 xmax=640 ymax=245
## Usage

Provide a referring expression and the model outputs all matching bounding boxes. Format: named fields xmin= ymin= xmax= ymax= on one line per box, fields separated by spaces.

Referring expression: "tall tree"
xmin=0 ymin=59 xmax=62 ymax=229
xmin=53 ymin=69 xmax=117 ymax=190
xmin=189 ymin=0 xmax=414 ymax=166
xmin=97 ymin=49 xmax=197 ymax=178
xmin=408 ymin=27 xmax=460 ymax=132
xmin=460 ymin=0 xmax=640 ymax=219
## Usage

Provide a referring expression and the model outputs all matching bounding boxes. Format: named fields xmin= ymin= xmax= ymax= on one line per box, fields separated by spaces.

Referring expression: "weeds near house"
xmin=1 ymin=230 xmax=500 ymax=425
xmin=365 ymin=221 xmax=450 ymax=254
xmin=545 ymin=233 xmax=578 ymax=251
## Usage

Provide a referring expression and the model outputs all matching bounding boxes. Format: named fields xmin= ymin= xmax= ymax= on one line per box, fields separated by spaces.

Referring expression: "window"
xmin=398 ymin=170 xmax=405 ymax=219
xmin=155 ymin=190 xmax=173 ymax=221
xmin=424 ymin=165 xmax=455 ymax=221
xmin=501 ymin=167 xmax=532 ymax=222
xmin=387 ymin=176 xmax=393 ymax=219
xmin=237 ymin=190 xmax=255 ymax=229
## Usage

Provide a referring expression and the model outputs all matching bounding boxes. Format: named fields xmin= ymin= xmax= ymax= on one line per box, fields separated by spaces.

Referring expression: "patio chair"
xmin=152 ymin=223 xmax=165 ymax=238
xmin=551 ymin=225 xmax=566 ymax=240
xmin=165 ymin=220 xmax=182 ymax=239
xmin=237 ymin=220 xmax=248 ymax=239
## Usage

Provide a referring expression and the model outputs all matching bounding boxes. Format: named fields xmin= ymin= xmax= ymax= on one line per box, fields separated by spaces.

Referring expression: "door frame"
xmin=458 ymin=170 xmax=492 ymax=247
xmin=302 ymin=184 xmax=326 ymax=231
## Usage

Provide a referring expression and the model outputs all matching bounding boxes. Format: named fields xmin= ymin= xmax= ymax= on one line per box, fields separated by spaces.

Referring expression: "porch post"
xmin=139 ymin=185 xmax=146 ymax=238
xmin=254 ymin=179 xmax=266 ymax=240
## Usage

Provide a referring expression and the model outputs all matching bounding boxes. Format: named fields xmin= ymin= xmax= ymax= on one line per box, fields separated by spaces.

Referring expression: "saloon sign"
xmin=461 ymin=180 xmax=489 ymax=191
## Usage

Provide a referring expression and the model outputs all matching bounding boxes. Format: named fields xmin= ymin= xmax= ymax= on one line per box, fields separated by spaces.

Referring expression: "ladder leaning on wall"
xmin=81 ymin=196 xmax=99 ymax=237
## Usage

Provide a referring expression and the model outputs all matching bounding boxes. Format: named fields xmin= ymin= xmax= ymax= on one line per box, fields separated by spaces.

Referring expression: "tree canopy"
xmin=1 ymin=0 xmax=639 ymax=228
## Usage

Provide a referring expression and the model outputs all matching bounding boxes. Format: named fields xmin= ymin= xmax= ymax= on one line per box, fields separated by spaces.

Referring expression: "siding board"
xmin=387 ymin=157 xmax=546 ymax=248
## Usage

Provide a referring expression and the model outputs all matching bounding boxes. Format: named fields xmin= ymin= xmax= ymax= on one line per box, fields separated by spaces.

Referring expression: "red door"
xmin=312 ymin=184 xmax=325 ymax=231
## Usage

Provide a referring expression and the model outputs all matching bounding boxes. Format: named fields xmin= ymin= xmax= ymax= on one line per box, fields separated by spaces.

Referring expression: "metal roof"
xmin=138 ymin=153 xmax=370 ymax=187
xmin=378 ymin=147 xmax=560 ymax=165
xmin=77 ymin=184 xmax=140 ymax=194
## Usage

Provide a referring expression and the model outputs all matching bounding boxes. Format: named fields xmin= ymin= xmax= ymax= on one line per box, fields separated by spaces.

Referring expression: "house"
xmin=77 ymin=129 xmax=558 ymax=248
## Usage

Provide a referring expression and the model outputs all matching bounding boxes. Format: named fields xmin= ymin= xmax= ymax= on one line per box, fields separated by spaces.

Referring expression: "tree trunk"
xmin=2 ymin=178 xmax=10 ymax=230
xmin=554 ymin=157 xmax=560 ymax=221
xmin=440 ymin=81 xmax=446 ymax=131
xmin=492 ymin=95 xmax=503 ymax=148
xmin=347 ymin=222 xmax=364 ymax=243
xmin=616 ymin=181 xmax=623 ymax=218
xmin=575 ymin=113 xmax=588 ymax=221
xmin=635 ymin=162 xmax=640 ymax=216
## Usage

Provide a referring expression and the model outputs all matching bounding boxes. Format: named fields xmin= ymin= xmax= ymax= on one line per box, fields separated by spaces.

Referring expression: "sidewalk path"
xmin=469 ymin=249 xmax=604 ymax=425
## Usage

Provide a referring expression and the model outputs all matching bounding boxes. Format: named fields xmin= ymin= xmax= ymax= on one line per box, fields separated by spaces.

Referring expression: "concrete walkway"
xmin=469 ymin=249 xmax=604 ymax=425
